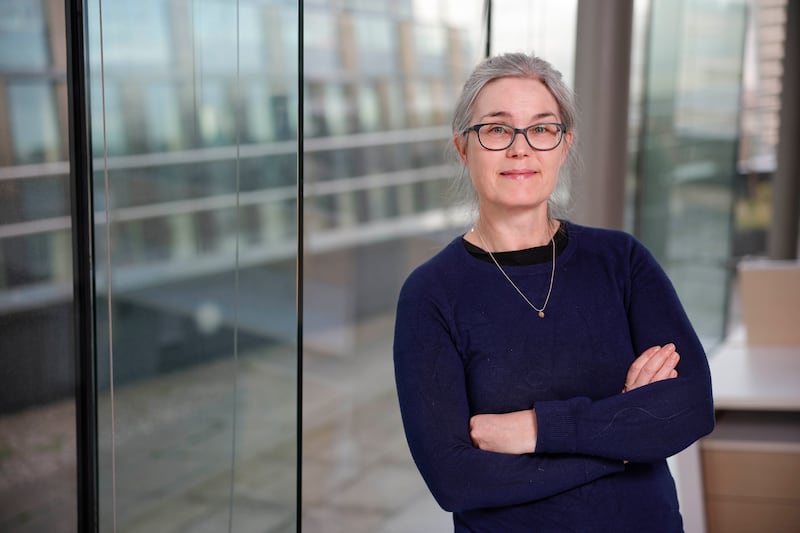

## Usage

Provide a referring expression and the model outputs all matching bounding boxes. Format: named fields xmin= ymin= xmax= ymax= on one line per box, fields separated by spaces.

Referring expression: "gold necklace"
xmin=473 ymin=226 xmax=556 ymax=318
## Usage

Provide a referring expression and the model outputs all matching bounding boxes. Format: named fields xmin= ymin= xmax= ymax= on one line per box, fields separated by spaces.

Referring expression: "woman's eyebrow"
xmin=478 ymin=111 xmax=558 ymax=122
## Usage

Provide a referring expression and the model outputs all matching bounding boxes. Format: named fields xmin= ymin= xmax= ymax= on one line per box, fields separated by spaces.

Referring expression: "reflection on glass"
xmin=87 ymin=0 xmax=298 ymax=530
xmin=144 ymin=83 xmax=183 ymax=152
xmin=301 ymin=1 xmax=483 ymax=531
xmin=7 ymin=82 xmax=62 ymax=164
xmin=636 ymin=0 xmax=747 ymax=346
xmin=354 ymin=14 xmax=397 ymax=76
xmin=490 ymin=0 xmax=578 ymax=87
xmin=0 ymin=1 xmax=76 ymax=532
xmin=91 ymin=0 xmax=171 ymax=68
xmin=0 ymin=0 xmax=50 ymax=70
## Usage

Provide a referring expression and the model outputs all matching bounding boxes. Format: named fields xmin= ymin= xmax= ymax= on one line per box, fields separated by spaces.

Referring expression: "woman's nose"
xmin=507 ymin=131 xmax=532 ymax=156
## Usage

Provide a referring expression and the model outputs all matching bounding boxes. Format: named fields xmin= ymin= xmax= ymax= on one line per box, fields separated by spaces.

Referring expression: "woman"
xmin=393 ymin=53 xmax=714 ymax=532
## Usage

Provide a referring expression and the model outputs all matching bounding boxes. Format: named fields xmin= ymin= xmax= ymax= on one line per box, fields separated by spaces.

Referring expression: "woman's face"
xmin=454 ymin=77 xmax=572 ymax=216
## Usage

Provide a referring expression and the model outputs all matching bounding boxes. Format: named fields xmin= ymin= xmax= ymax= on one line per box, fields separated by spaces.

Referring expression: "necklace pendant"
xmin=538 ymin=311 xmax=545 ymax=318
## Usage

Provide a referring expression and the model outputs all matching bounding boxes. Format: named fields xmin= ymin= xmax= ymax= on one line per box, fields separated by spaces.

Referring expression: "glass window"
xmin=144 ymin=83 xmax=183 ymax=152
xmin=237 ymin=3 xmax=264 ymax=74
xmin=733 ymin=0 xmax=788 ymax=257
xmin=323 ymin=84 xmax=351 ymax=136
xmin=354 ymin=14 xmax=395 ymax=53
xmin=303 ymin=9 xmax=339 ymax=50
xmin=346 ymin=0 xmax=391 ymax=13
xmin=0 ymin=0 xmax=49 ymax=70
xmin=356 ymin=83 xmax=382 ymax=132
xmin=194 ymin=0 xmax=263 ymax=75
xmin=0 ymin=2 xmax=77 ymax=532
xmin=413 ymin=24 xmax=448 ymax=74
xmin=7 ymin=82 xmax=61 ymax=164
xmin=634 ymin=0 xmax=748 ymax=346
xmin=245 ymin=84 xmax=276 ymax=143
xmin=86 ymin=1 xmax=299 ymax=530
xmin=301 ymin=2 xmax=484 ymax=531
xmin=354 ymin=14 xmax=398 ymax=76
xmin=89 ymin=82 xmax=128 ymax=157
xmin=377 ymin=79 xmax=406 ymax=130
xmin=198 ymin=81 xmax=236 ymax=146
xmin=304 ymin=8 xmax=340 ymax=77
xmin=3 ymin=174 xmax=70 ymax=225
xmin=88 ymin=0 xmax=171 ymax=69
xmin=490 ymin=0 xmax=578 ymax=87
xmin=409 ymin=80 xmax=434 ymax=127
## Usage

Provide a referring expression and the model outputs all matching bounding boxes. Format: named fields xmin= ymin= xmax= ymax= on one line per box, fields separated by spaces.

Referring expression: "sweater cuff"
xmin=534 ymin=399 xmax=578 ymax=454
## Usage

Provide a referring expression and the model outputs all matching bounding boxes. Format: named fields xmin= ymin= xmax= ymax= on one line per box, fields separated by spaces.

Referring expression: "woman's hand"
xmin=470 ymin=409 xmax=537 ymax=454
xmin=622 ymin=343 xmax=679 ymax=393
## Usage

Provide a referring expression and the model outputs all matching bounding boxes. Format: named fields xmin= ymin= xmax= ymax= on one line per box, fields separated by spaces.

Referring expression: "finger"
xmin=625 ymin=345 xmax=661 ymax=387
xmin=651 ymin=350 xmax=679 ymax=382
xmin=636 ymin=343 xmax=676 ymax=385
xmin=628 ymin=344 xmax=674 ymax=390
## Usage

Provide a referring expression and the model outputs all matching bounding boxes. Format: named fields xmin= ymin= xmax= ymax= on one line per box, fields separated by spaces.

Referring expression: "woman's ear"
xmin=559 ymin=130 xmax=574 ymax=163
xmin=453 ymin=133 xmax=467 ymax=163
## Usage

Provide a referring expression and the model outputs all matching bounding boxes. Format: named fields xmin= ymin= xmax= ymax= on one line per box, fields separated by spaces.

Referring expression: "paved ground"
xmin=0 ymin=313 xmax=451 ymax=533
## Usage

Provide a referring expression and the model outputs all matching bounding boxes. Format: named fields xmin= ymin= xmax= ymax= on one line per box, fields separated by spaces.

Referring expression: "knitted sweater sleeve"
xmin=393 ymin=270 xmax=625 ymax=513
xmin=533 ymin=239 xmax=715 ymax=462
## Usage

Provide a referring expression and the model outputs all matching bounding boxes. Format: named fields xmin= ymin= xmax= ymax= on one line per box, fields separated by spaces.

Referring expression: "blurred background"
xmin=0 ymin=0 xmax=796 ymax=531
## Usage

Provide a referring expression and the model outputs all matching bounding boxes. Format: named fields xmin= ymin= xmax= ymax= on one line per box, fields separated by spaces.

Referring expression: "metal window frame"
xmin=65 ymin=0 xmax=98 ymax=530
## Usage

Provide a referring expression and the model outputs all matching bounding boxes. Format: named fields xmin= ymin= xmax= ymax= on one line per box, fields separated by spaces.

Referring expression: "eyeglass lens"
xmin=477 ymin=123 xmax=563 ymax=150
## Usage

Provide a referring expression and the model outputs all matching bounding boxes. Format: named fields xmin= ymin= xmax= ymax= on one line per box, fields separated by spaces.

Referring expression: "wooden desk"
xmin=700 ymin=328 xmax=800 ymax=533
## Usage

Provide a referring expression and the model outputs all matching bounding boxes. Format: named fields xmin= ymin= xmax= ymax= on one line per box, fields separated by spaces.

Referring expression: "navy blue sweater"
xmin=393 ymin=223 xmax=714 ymax=532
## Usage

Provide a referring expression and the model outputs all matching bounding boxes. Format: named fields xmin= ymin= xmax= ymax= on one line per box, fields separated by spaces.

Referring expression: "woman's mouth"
xmin=500 ymin=169 xmax=538 ymax=180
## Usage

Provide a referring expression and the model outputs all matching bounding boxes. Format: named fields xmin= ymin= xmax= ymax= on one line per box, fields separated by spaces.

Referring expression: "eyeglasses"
xmin=463 ymin=122 xmax=567 ymax=151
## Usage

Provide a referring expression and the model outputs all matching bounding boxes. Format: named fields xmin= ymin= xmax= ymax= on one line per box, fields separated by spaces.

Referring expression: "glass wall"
xmin=734 ymin=0 xmax=787 ymax=258
xmin=85 ymin=0 xmax=299 ymax=530
xmin=300 ymin=0 xmax=483 ymax=531
xmin=0 ymin=0 xmax=77 ymax=531
xmin=490 ymin=0 xmax=578 ymax=86
xmin=634 ymin=0 xmax=748 ymax=346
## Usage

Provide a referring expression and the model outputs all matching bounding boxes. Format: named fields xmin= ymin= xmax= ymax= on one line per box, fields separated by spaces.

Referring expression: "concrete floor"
xmin=0 ymin=313 xmax=451 ymax=532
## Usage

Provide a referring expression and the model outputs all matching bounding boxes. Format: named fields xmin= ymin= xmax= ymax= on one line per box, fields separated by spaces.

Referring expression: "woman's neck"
xmin=469 ymin=214 xmax=559 ymax=252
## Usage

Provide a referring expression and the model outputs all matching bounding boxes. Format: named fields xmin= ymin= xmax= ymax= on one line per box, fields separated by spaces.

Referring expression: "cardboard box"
xmin=738 ymin=259 xmax=800 ymax=345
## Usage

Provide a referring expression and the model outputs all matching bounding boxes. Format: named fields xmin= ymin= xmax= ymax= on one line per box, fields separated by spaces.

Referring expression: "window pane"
xmin=490 ymin=0 xmax=578 ymax=87
xmin=635 ymin=0 xmax=748 ymax=346
xmin=0 ymin=0 xmax=49 ymax=70
xmin=7 ymin=82 xmax=62 ymax=164
xmin=88 ymin=0 xmax=171 ymax=69
xmin=0 ymin=1 xmax=77 ymax=532
xmin=86 ymin=0 xmax=298 ymax=530
xmin=301 ymin=1 xmax=483 ymax=531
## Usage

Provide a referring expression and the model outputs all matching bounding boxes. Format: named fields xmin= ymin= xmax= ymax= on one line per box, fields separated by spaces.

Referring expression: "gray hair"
xmin=449 ymin=52 xmax=581 ymax=220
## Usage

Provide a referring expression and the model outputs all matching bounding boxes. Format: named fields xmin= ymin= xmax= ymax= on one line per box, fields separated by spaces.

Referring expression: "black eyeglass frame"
xmin=462 ymin=122 xmax=568 ymax=151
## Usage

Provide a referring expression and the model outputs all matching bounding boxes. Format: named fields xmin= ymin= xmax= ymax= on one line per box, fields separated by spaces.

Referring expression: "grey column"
xmin=572 ymin=0 xmax=634 ymax=230
xmin=767 ymin=0 xmax=800 ymax=259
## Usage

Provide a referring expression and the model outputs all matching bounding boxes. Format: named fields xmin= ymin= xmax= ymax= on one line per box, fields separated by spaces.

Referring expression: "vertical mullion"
xmin=65 ymin=0 xmax=98 ymax=531
xmin=484 ymin=0 xmax=492 ymax=57
xmin=296 ymin=0 xmax=304 ymax=530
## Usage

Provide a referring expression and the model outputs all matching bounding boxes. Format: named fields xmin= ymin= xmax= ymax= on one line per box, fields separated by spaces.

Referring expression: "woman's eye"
xmin=531 ymin=125 xmax=547 ymax=134
xmin=489 ymin=126 xmax=508 ymax=135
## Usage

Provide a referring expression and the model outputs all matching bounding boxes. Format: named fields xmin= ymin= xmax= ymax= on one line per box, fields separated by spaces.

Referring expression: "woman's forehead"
xmin=473 ymin=78 xmax=559 ymax=121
